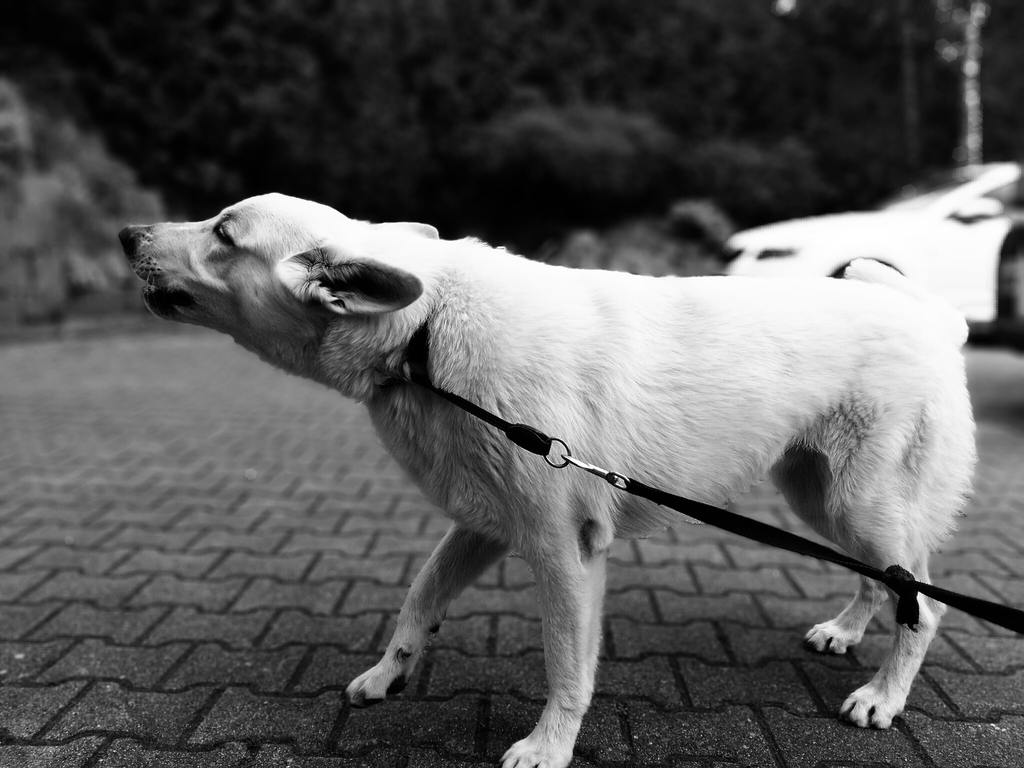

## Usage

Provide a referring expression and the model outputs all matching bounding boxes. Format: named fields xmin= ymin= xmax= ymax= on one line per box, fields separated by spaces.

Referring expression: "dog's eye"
xmin=214 ymin=222 xmax=234 ymax=247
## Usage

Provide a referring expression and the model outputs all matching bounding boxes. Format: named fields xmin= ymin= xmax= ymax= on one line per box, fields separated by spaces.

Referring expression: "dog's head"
xmin=119 ymin=193 xmax=437 ymax=372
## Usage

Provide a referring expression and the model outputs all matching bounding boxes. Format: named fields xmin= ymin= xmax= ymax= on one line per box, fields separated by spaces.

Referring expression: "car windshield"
xmin=879 ymin=166 xmax=992 ymax=211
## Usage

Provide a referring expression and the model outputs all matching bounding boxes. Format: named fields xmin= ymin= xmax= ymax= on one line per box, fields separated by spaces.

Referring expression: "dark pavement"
xmin=0 ymin=329 xmax=1022 ymax=767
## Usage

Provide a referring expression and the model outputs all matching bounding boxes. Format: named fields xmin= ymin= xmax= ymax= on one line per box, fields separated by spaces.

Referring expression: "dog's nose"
xmin=118 ymin=224 xmax=151 ymax=258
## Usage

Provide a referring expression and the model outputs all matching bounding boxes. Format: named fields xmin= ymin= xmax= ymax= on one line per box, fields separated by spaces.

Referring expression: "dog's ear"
xmin=277 ymin=245 xmax=423 ymax=315
xmin=375 ymin=221 xmax=439 ymax=239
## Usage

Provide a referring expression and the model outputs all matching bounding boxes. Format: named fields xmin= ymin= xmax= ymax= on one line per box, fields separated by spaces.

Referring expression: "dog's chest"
xmin=366 ymin=390 xmax=529 ymax=534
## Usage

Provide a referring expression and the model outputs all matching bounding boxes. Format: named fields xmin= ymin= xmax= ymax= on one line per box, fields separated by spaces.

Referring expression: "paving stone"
xmin=635 ymin=539 xmax=727 ymax=566
xmin=176 ymin=509 xmax=265 ymax=531
xmin=143 ymin=606 xmax=274 ymax=647
xmin=0 ymin=547 xmax=52 ymax=572
xmin=448 ymin=586 xmax=540 ymax=619
xmin=260 ymin=511 xmax=343 ymax=535
xmin=404 ymin=750 xmax=485 ymax=768
xmin=307 ymin=553 xmax=407 ymax=584
xmin=777 ymin=568 xmax=857 ymax=599
xmin=500 ymin=556 xmax=535 ymax=587
xmin=757 ymin=594 xmax=850 ymax=629
xmin=678 ymin=657 xmax=818 ymax=713
xmin=904 ymin=711 xmax=1024 ymax=768
xmin=607 ymin=561 xmax=697 ymax=591
xmin=946 ymin=631 xmax=1024 ymax=672
xmin=46 ymin=681 xmax=212 ymax=743
xmin=30 ymin=604 xmax=165 ymax=644
xmin=718 ymin=622 xmax=829 ymax=666
xmin=21 ymin=545 xmax=132 ymax=575
xmin=26 ymin=572 xmax=147 ymax=606
xmin=627 ymin=702 xmax=773 ymax=766
xmin=655 ymin=591 xmax=762 ymax=624
xmin=262 ymin=610 xmax=381 ymax=651
xmin=422 ymin=614 xmax=493 ymax=656
xmin=129 ymin=574 xmax=247 ymax=611
xmin=494 ymin=615 xmax=541 ymax=655
xmin=926 ymin=667 xmax=1024 ymax=717
xmin=164 ymin=643 xmax=306 ymax=691
xmin=0 ymin=681 xmax=86 ymax=738
xmin=596 ymin=656 xmax=681 ymax=707
xmin=188 ymin=529 xmax=285 ymax=553
xmin=0 ymin=571 xmax=56 ymax=601
xmin=209 ymin=551 xmax=315 ymax=580
xmin=340 ymin=583 xmax=418 ymax=615
xmin=231 ymin=578 xmax=348 ymax=614
xmin=427 ymin=650 xmax=546 ymax=698
xmin=255 ymin=744 xmax=405 ymax=766
xmin=291 ymin=648 xmax=383 ymax=692
xmin=0 ymin=639 xmax=72 ymax=682
xmin=855 ymin=630 xmax=969 ymax=671
xmin=338 ymin=693 xmax=480 ymax=754
xmin=0 ymin=603 xmax=63 ymax=640
xmin=761 ymin=706 xmax=927 ymax=768
xmin=16 ymin=523 xmax=120 ymax=548
xmin=113 ymin=548 xmax=222 ymax=577
xmin=0 ymin=737 xmax=103 ymax=768
xmin=932 ymin=549 xmax=1017 ymax=577
xmin=725 ymin=543 xmax=834 ymax=570
xmin=608 ymin=618 xmax=728 ymax=661
xmin=189 ymin=688 xmax=343 ymax=752
xmin=95 ymin=739 xmax=251 ymax=767
xmin=603 ymin=587 xmax=658 ymax=622
xmin=37 ymin=639 xmax=187 ymax=686
xmin=109 ymin=527 xmax=202 ymax=551
xmin=691 ymin=563 xmax=799 ymax=597
xmin=281 ymin=533 xmax=373 ymax=556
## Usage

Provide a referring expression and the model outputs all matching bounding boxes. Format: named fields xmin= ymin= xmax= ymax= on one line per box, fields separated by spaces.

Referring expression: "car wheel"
xmin=996 ymin=226 xmax=1024 ymax=348
xmin=828 ymin=260 xmax=903 ymax=279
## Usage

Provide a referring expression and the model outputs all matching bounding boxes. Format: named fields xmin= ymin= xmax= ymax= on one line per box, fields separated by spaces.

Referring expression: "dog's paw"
xmin=803 ymin=619 xmax=863 ymax=655
xmin=839 ymin=683 xmax=903 ymax=729
xmin=346 ymin=661 xmax=407 ymax=707
xmin=501 ymin=736 xmax=573 ymax=768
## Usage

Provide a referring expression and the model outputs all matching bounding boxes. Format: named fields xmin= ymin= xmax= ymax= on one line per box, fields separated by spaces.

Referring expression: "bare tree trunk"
xmin=959 ymin=0 xmax=987 ymax=166
xmin=899 ymin=0 xmax=921 ymax=169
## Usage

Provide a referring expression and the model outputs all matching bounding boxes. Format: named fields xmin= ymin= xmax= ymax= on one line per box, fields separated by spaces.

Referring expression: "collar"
xmin=376 ymin=320 xmax=431 ymax=389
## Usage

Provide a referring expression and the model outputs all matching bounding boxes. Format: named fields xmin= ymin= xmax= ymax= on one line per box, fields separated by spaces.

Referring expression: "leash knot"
xmin=884 ymin=564 xmax=920 ymax=631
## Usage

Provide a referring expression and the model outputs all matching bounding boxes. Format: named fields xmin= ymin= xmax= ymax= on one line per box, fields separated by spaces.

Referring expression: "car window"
xmin=984 ymin=181 xmax=1019 ymax=207
xmin=879 ymin=166 xmax=991 ymax=211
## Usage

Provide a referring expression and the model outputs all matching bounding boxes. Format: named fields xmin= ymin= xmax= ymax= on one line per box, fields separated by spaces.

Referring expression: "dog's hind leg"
xmin=839 ymin=549 xmax=943 ymax=729
xmin=346 ymin=524 xmax=506 ymax=706
xmin=501 ymin=526 xmax=610 ymax=768
xmin=771 ymin=446 xmax=886 ymax=655
xmin=804 ymin=575 xmax=887 ymax=654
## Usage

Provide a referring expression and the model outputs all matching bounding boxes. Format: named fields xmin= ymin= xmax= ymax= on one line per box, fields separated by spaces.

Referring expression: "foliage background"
xmin=0 ymin=0 xmax=1021 ymax=323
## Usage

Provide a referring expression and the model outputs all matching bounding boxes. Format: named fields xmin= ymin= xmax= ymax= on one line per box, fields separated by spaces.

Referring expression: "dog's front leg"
xmin=347 ymin=523 xmax=506 ymax=705
xmin=502 ymin=540 xmax=609 ymax=768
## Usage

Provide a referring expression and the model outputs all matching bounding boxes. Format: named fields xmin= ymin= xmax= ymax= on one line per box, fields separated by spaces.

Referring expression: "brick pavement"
xmin=0 ymin=329 xmax=1022 ymax=767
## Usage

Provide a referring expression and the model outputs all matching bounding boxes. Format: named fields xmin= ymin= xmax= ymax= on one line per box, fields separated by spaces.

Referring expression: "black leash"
xmin=401 ymin=324 xmax=1024 ymax=635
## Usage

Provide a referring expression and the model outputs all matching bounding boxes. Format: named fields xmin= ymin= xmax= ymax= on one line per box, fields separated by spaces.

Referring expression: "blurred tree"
xmin=1 ymin=0 xmax=1020 ymax=242
xmin=0 ymin=79 xmax=164 ymax=325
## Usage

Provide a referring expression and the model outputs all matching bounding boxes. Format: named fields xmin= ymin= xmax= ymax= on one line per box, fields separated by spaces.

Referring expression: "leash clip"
xmin=561 ymin=454 xmax=629 ymax=490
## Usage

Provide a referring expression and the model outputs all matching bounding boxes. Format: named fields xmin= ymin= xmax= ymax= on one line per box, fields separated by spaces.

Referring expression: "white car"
xmin=725 ymin=162 xmax=1022 ymax=329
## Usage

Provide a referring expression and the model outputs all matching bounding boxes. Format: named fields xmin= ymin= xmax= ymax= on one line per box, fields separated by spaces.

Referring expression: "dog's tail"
xmin=843 ymin=258 xmax=969 ymax=346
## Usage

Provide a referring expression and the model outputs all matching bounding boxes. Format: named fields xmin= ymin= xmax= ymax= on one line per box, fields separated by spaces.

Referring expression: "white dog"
xmin=120 ymin=193 xmax=975 ymax=768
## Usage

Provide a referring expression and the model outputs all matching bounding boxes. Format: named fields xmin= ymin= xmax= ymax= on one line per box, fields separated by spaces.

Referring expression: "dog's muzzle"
xmin=142 ymin=285 xmax=195 ymax=316
xmin=118 ymin=225 xmax=152 ymax=259
xmin=119 ymin=225 xmax=196 ymax=317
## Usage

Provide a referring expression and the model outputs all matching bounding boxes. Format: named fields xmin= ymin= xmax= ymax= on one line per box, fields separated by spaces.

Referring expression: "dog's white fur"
xmin=122 ymin=194 xmax=976 ymax=768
